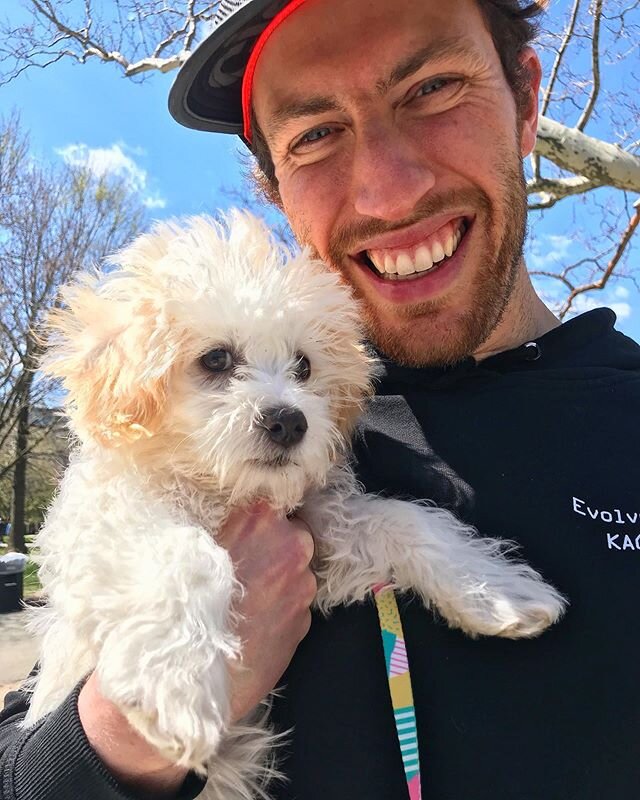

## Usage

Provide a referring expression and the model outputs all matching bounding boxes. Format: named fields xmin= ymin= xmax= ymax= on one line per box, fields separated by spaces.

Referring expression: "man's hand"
xmin=77 ymin=503 xmax=316 ymax=795
xmin=218 ymin=502 xmax=317 ymax=722
xmin=78 ymin=671 xmax=190 ymax=797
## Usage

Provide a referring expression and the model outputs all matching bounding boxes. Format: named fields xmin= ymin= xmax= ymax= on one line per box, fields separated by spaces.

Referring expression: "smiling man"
xmin=245 ymin=0 xmax=557 ymax=367
xmin=1 ymin=1 xmax=639 ymax=799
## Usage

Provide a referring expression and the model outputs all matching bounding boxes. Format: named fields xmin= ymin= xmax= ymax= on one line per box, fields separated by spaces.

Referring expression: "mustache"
xmin=326 ymin=188 xmax=491 ymax=263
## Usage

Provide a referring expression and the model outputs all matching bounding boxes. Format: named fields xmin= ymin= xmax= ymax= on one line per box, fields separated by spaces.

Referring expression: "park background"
xmin=0 ymin=0 xmax=638 ymax=564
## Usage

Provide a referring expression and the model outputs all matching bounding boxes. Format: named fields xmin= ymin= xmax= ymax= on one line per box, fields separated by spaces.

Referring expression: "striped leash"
xmin=373 ymin=585 xmax=422 ymax=800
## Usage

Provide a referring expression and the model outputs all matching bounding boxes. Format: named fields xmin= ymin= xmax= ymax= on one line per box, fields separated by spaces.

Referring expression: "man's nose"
xmin=258 ymin=406 xmax=308 ymax=448
xmin=350 ymin=124 xmax=435 ymax=221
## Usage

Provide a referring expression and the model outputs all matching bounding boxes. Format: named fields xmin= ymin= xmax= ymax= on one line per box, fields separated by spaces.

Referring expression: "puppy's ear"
xmin=43 ymin=276 xmax=177 ymax=446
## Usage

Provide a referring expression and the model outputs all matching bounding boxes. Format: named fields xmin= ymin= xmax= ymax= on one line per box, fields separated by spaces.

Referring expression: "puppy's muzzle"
xmin=257 ymin=406 xmax=308 ymax=448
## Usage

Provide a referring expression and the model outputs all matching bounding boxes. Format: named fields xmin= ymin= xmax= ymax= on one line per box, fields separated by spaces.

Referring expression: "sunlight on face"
xmin=253 ymin=0 xmax=539 ymax=365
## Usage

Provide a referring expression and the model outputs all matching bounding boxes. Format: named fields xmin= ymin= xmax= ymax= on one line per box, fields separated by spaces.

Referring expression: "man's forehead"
xmin=257 ymin=35 xmax=490 ymax=139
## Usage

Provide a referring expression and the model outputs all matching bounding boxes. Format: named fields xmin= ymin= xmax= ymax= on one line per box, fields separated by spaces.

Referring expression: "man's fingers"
xmin=297 ymin=609 xmax=313 ymax=641
xmin=221 ymin=505 xmax=316 ymax=564
xmin=219 ymin=502 xmax=278 ymax=548
xmin=290 ymin=517 xmax=316 ymax=564
xmin=215 ymin=505 xmax=318 ymax=721
xmin=301 ymin=570 xmax=318 ymax=606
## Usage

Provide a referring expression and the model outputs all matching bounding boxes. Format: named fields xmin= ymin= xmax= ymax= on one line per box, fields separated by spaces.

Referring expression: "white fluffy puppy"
xmin=27 ymin=212 xmax=564 ymax=799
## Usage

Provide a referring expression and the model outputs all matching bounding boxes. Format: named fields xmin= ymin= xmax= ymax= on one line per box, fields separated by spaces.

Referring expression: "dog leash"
xmin=373 ymin=585 xmax=422 ymax=800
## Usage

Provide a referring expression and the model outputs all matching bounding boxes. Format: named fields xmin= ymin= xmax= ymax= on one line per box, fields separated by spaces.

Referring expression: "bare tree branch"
xmin=0 ymin=0 xmax=638 ymax=325
xmin=527 ymin=175 xmax=598 ymax=209
xmin=540 ymin=0 xmax=583 ymax=118
xmin=0 ymin=113 xmax=146 ymax=548
xmin=557 ymin=199 xmax=640 ymax=318
xmin=0 ymin=1 xmax=219 ymax=84
xmin=533 ymin=0 xmax=583 ymax=179
xmin=575 ymin=0 xmax=603 ymax=131
xmin=534 ymin=117 xmax=640 ymax=193
xmin=1 ymin=2 xmax=636 ymax=195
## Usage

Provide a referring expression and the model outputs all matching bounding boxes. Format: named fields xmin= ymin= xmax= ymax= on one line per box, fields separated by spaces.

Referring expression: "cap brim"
xmin=169 ymin=0 xmax=288 ymax=136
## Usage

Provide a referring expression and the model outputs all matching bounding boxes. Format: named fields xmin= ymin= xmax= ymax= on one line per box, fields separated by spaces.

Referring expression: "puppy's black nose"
xmin=259 ymin=407 xmax=308 ymax=448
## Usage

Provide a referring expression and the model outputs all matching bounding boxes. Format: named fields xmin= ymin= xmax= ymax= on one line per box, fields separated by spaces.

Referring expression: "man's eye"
xmin=200 ymin=349 xmax=233 ymax=372
xmin=297 ymin=126 xmax=333 ymax=146
xmin=415 ymin=77 xmax=452 ymax=98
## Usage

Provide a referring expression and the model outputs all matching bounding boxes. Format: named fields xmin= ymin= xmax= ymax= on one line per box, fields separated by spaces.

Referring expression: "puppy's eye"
xmin=294 ymin=353 xmax=311 ymax=382
xmin=200 ymin=349 xmax=233 ymax=373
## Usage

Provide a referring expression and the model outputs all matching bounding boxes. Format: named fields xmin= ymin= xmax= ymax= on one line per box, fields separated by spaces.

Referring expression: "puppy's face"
xmin=44 ymin=213 xmax=374 ymax=507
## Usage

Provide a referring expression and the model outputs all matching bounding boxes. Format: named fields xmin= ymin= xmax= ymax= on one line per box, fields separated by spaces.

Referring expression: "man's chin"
xmin=361 ymin=300 xmax=500 ymax=368
xmin=355 ymin=239 xmax=523 ymax=367
xmin=331 ymin=250 xmax=488 ymax=366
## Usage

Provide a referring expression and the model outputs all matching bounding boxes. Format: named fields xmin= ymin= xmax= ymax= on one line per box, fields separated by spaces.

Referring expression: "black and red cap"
xmin=168 ymin=0 xmax=310 ymax=143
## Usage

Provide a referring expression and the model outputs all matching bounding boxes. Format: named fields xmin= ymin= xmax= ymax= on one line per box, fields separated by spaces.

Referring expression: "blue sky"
xmin=1 ymin=2 xmax=638 ymax=341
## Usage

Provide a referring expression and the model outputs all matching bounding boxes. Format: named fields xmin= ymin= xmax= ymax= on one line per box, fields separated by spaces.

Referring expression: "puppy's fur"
xmin=27 ymin=213 xmax=565 ymax=799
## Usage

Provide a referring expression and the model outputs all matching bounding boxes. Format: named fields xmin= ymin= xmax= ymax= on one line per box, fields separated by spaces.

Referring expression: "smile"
xmin=359 ymin=218 xmax=469 ymax=282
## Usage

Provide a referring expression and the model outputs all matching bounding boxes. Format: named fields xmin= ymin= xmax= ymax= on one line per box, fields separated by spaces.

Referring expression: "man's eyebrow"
xmin=377 ymin=37 xmax=485 ymax=93
xmin=267 ymin=96 xmax=346 ymax=140
xmin=264 ymin=38 xmax=483 ymax=140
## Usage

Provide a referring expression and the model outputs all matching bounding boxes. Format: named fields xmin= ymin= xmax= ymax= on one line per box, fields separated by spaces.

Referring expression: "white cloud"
xmin=530 ymin=235 xmax=635 ymax=323
xmin=527 ymin=233 xmax=573 ymax=269
xmin=611 ymin=302 xmax=632 ymax=320
xmin=554 ymin=293 xmax=632 ymax=321
xmin=143 ymin=194 xmax=167 ymax=210
xmin=57 ymin=143 xmax=145 ymax=191
xmin=568 ymin=295 xmax=599 ymax=314
xmin=56 ymin=142 xmax=167 ymax=211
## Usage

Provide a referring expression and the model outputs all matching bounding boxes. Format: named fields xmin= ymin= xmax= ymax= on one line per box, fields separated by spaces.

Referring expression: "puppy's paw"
xmin=98 ymin=647 xmax=233 ymax=772
xmin=453 ymin=569 xmax=567 ymax=639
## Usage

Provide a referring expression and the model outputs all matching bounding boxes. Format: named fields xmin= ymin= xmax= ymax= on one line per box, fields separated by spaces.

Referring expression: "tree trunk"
xmin=9 ymin=397 xmax=29 ymax=554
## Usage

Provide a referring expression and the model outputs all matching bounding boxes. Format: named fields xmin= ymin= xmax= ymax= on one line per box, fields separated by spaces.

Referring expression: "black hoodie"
xmin=2 ymin=308 xmax=639 ymax=800
xmin=270 ymin=308 xmax=640 ymax=800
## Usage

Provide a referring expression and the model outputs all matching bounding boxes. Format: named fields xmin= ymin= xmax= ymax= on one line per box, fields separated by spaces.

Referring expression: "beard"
xmin=314 ymin=151 xmax=528 ymax=368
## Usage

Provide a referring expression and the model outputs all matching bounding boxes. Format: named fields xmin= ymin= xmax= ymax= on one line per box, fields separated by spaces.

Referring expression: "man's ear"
xmin=518 ymin=47 xmax=543 ymax=158
xmin=43 ymin=280 xmax=177 ymax=446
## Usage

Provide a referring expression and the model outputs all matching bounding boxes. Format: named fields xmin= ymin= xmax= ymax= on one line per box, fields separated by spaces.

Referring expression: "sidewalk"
xmin=0 ymin=608 xmax=41 ymax=703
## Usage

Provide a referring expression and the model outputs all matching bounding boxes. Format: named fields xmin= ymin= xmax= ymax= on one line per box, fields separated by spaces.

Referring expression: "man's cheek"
xmin=283 ymin=198 xmax=325 ymax=255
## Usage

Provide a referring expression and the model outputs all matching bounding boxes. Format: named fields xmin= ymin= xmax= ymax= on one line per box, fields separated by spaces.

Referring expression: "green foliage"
xmin=23 ymin=557 xmax=41 ymax=597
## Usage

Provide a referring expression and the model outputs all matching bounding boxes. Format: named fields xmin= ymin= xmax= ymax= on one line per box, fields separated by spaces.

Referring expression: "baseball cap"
xmin=169 ymin=0 xmax=306 ymax=142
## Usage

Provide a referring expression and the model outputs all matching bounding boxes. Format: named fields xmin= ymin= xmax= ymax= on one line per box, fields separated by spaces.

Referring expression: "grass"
xmin=0 ymin=538 xmax=42 ymax=598
xmin=23 ymin=559 xmax=42 ymax=597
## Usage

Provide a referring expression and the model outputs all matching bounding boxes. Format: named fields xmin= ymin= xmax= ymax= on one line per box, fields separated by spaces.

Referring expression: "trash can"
xmin=0 ymin=553 xmax=29 ymax=613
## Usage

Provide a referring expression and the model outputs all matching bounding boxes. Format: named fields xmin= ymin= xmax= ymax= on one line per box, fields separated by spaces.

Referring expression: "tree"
xmin=0 ymin=114 xmax=145 ymax=552
xmin=527 ymin=0 xmax=640 ymax=316
xmin=0 ymin=405 xmax=69 ymax=531
xmin=0 ymin=0 xmax=638 ymax=315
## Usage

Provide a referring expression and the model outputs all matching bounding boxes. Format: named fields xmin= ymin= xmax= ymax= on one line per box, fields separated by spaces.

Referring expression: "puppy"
xmin=26 ymin=212 xmax=565 ymax=799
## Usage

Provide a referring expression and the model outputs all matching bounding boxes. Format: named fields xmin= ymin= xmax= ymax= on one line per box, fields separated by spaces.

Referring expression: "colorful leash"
xmin=373 ymin=585 xmax=422 ymax=800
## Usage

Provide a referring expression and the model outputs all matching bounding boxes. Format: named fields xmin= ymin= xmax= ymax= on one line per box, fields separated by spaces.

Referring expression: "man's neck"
xmin=473 ymin=262 xmax=560 ymax=362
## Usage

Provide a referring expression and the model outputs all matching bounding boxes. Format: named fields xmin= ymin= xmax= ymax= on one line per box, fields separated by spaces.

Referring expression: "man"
xmin=1 ymin=0 xmax=638 ymax=798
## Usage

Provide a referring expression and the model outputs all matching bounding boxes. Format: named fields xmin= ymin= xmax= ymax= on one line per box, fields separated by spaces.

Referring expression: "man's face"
xmin=253 ymin=0 xmax=540 ymax=366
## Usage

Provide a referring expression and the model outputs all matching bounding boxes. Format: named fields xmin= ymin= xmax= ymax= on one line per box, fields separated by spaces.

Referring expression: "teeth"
xmin=444 ymin=235 xmax=454 ymax=258
xmin=431 ymin=241 xmax=445 ymax=263
xmin=384 ymin=254 xmax=398 ymax=274
xmin=396 ymin=253 xmax=414 ymax=275
xmin=365 ymin=220 xmax=466 ymax=279
xmin=415 ymin=246 xmax=433 ymax=272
